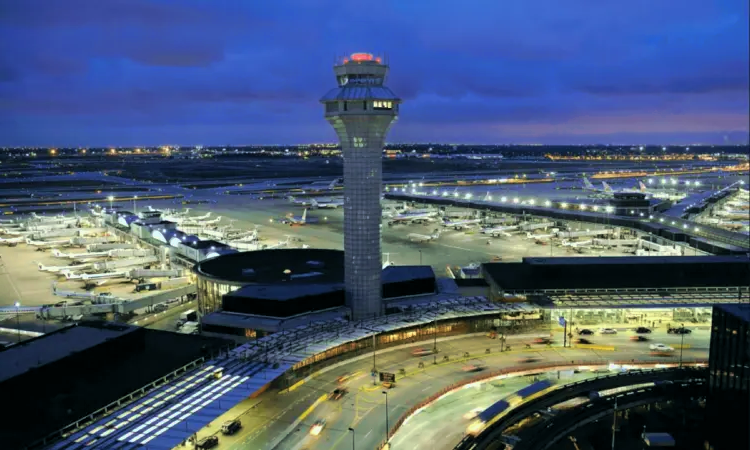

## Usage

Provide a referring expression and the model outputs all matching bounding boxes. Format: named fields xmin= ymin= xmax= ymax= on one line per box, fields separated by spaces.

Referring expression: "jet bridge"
xmin=39 ymin=284 xmax=196 ymax=319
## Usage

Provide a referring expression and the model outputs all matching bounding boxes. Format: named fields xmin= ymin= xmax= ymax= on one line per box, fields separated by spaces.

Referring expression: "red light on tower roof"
xmin=350 ymin=53 xmax=374 ymax=62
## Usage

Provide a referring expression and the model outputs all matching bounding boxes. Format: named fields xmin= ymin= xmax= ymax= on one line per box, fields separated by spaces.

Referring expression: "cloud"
xmin=0 ymin=0 xmax=748 ymax=145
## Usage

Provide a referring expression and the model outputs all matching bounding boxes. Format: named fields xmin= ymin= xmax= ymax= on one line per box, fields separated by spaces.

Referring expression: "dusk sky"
xmin=1 ymin=0 xmax=748 ymax=147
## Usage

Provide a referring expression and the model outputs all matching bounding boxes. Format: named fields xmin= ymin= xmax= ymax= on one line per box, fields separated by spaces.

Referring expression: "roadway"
xmin=188 ymin=327 xmax=709 ymax=450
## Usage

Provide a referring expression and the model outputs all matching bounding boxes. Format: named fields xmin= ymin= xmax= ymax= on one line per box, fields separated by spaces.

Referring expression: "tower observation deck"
xmin=320 ymin=53 xmax=401 ymax=320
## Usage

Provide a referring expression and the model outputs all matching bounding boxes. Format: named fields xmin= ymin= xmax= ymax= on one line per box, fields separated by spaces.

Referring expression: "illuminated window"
xmin=373 ymin=101 xmax=393 ymax=110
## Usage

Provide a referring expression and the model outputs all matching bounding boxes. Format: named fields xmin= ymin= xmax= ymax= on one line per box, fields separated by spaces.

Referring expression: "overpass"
xmin=510 ymin=378 xmax=706 ymax=450
xmin=385 ymin=193 xmax=750 ymax=252
xmin=458 ymin=367 xmax=707 ymax=450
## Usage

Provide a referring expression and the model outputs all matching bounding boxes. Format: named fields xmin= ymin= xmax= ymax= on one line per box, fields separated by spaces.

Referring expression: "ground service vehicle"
xmin=635 ymin=327 xmax=652 ymax=334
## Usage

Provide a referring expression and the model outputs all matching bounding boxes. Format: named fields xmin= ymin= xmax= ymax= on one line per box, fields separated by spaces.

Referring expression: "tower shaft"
xmin=329 ymin=116 xmax=396 ymax=319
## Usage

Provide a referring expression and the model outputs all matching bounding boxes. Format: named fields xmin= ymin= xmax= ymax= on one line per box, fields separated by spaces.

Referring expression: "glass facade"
xmin=548 ymin=306 xmax=713 ymax=328
xmin=196 ymin=277 xmax=243 ymax=315
xmin=706 ymin=305 xmax=750 ymax=450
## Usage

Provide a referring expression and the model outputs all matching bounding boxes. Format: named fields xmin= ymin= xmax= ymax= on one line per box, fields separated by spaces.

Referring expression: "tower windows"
xmin=352 ymin=137 xmax=367 ymax=148
xmin=373 ymin=101 xmax=393 ymax=110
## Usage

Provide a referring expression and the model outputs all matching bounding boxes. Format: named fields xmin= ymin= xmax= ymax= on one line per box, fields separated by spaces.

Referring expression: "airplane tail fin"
xmin=36 ymin=262 xmax=45 ymax=271
xmin=52 ymin=249 xmax=62 ymax=257
xmin=311 ymin=199 xmax=319 ymax=208
xmin=639 ymin=181 xmax=647 ymax=192
xmin=602 ymin=181 xmax=612 ymax=192
xmin=583 ymin=176 xmax=594 ymax=189
xmin=328 ymin=179 xmax=337 ymax=190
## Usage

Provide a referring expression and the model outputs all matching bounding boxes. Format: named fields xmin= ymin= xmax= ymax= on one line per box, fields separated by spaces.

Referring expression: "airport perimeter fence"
xmin=375 ymin=358 xmax=708 ymax=450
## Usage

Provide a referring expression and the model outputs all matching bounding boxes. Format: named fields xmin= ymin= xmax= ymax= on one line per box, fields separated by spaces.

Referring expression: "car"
xmin=519 ymin=357 xmax=541 ymax=364
xmin=329 ymin=388 xmax=348 ymax=400
xmin=533 ymin=337 xmax=553 ymax=345
xmin=578 ymin=329 xmax=594 ymax=335
xmin=221 ymin=419 xmax=241 ymax=435
xmin=576 ymin=338 xmax=593 ymax=345
xmin=310 ymin=419 xmax=326 ymax=436
xmin=599 ymin=328 xmax=617 ymax=334
xmin=336 ymin=373 xmax=354 ymax=384
xmin=649 ymin=343 xmax=674 ymax=352
xmin=630 ymin=335 xmax=650 ymax=342
xmin=196 ymin=436 xmax=219 ymax=449
xmin=461 ymin=364 xmax=485 ymax=372
xmin=668 ymin=327 xmax=692 ymax=334
xmin=411 ymin=348 xmax=434 ymax=356
xmin=634 ymin=327 xmax=652 ymax=334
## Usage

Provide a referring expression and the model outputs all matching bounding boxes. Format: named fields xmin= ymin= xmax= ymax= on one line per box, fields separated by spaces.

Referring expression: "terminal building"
xmin=482 ymin=255 xmax=750 ymax=327
xmin=706 ymin=304 xmax=750 ymax=450
xmin=0 ymin=322 xmax=230 ymax=449
xmin=193 ymin=249 xmax=439 ymax=336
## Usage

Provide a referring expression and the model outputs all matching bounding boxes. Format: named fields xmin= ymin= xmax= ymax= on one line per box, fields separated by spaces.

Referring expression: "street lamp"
xmin=133 ymin=195 xmax=138 ymax=214
xmin=418 ymin=249 xmax=422 ymax=265
xmin=382 ymin=391 xmax=390 ymax=444
xmin=107 ymin=195 xmax=114 ymax=210
xmin=679 ymin=323 xmax=685 ymax=368
xmin=14 ymin=301 xmax=20 ymax=343
xmin=348 ymin=427 xmax=355 ymax=450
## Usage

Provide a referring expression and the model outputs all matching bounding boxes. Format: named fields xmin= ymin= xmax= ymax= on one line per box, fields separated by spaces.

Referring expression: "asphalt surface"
xmin=187 ymin=327 xmax=708 ymax=450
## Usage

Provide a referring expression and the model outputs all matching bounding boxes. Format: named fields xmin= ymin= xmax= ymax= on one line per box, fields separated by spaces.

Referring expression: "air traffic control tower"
xmin=321 ymin=53 xmax=401 ymax=319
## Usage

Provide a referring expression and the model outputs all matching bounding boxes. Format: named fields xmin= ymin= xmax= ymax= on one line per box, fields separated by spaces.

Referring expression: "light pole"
xmin=108 ymin=195 xmax=114 ymax=211
xmin=433 ymin=316 xmax=438 ymax=364
xmin=418 ymin=249 xmax=422 ymax=265
xmin=348 ymin=427 xmax=355 ymax=450
xmin=133 ymin=195 xmax=138 ymax=214
xmin=679 ymin=323 xmax=685 ymax=368
xmin=14 ymin=301 xmax=21 ymax=343
xmin=382 ymin=391 xmax=390 ymax=444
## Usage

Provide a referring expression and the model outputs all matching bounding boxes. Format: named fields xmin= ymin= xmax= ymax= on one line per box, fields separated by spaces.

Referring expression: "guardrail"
xmin=377 ymin=358 xmax=707 ymax=450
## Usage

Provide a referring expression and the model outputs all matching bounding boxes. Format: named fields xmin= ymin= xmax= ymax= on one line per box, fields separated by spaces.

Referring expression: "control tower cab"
xmin=320 ymin=53 xmax=402 ymax=320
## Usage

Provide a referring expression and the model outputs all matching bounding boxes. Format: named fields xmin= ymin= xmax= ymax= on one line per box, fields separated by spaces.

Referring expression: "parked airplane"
xmin=37 ymin=262 xmax=92 ymax=273
xmin=185 ymin=216 xmax=222 ymax=226
xmin=388 ymin=210 xmax=438 ymax=225
xmin=481 ymin=225 xmax=518 ymax=237
xmin=52 ymin=248 xmax=110 ymax=260
xmin=407 ymin=230 xmax=441 ymax=243
xmin=441 ymin=215 xmax=482 ymax=230
xmin=281 ymin=209 xmax=310 ymax=226
xmin=526 ymin=232 xmax=554 ymax=240
xmin=63 ymin=270 xmax=129 ymax=282
xmin=311 ymin=198 xmax=344 ymax=209
xmin=29 ymin=213 xmax=68 ymax=222
xmin=288 ymin=196 xmax=312 ymax=206
xmin=0 ymin=236 xmax=23 ymax=245
xmin=25 ymin=238 xmax=72 ymax=248
xmin=562 ymin=239 xmax=592 ymax=248
xmin=306 ymin=178 xmax=341 ymax=192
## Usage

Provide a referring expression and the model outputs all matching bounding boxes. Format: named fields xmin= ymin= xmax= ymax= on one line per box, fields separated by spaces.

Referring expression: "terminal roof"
xmin=715 ymin=304 xmax=750 ymax=323
xmin=483 ymin=256 xmax=750 ymax=291
xmin=227 ymin=282 xmax=343 ymax=302
xmin=382 ymin=265 xmax=435 ymax=284
xmin=0 ymin=322 xmax=136 ymax=384
xmin=320 ymin=86 xmax=400 ymax=102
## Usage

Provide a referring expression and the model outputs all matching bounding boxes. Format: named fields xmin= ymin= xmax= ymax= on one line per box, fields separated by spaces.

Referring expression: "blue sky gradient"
xmin=0 ymin=0 xmax=748 ymax=146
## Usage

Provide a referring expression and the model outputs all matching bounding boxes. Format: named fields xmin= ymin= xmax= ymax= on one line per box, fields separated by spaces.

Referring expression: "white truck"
xmin=179 ymin=321 xmax=200 ymax=335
